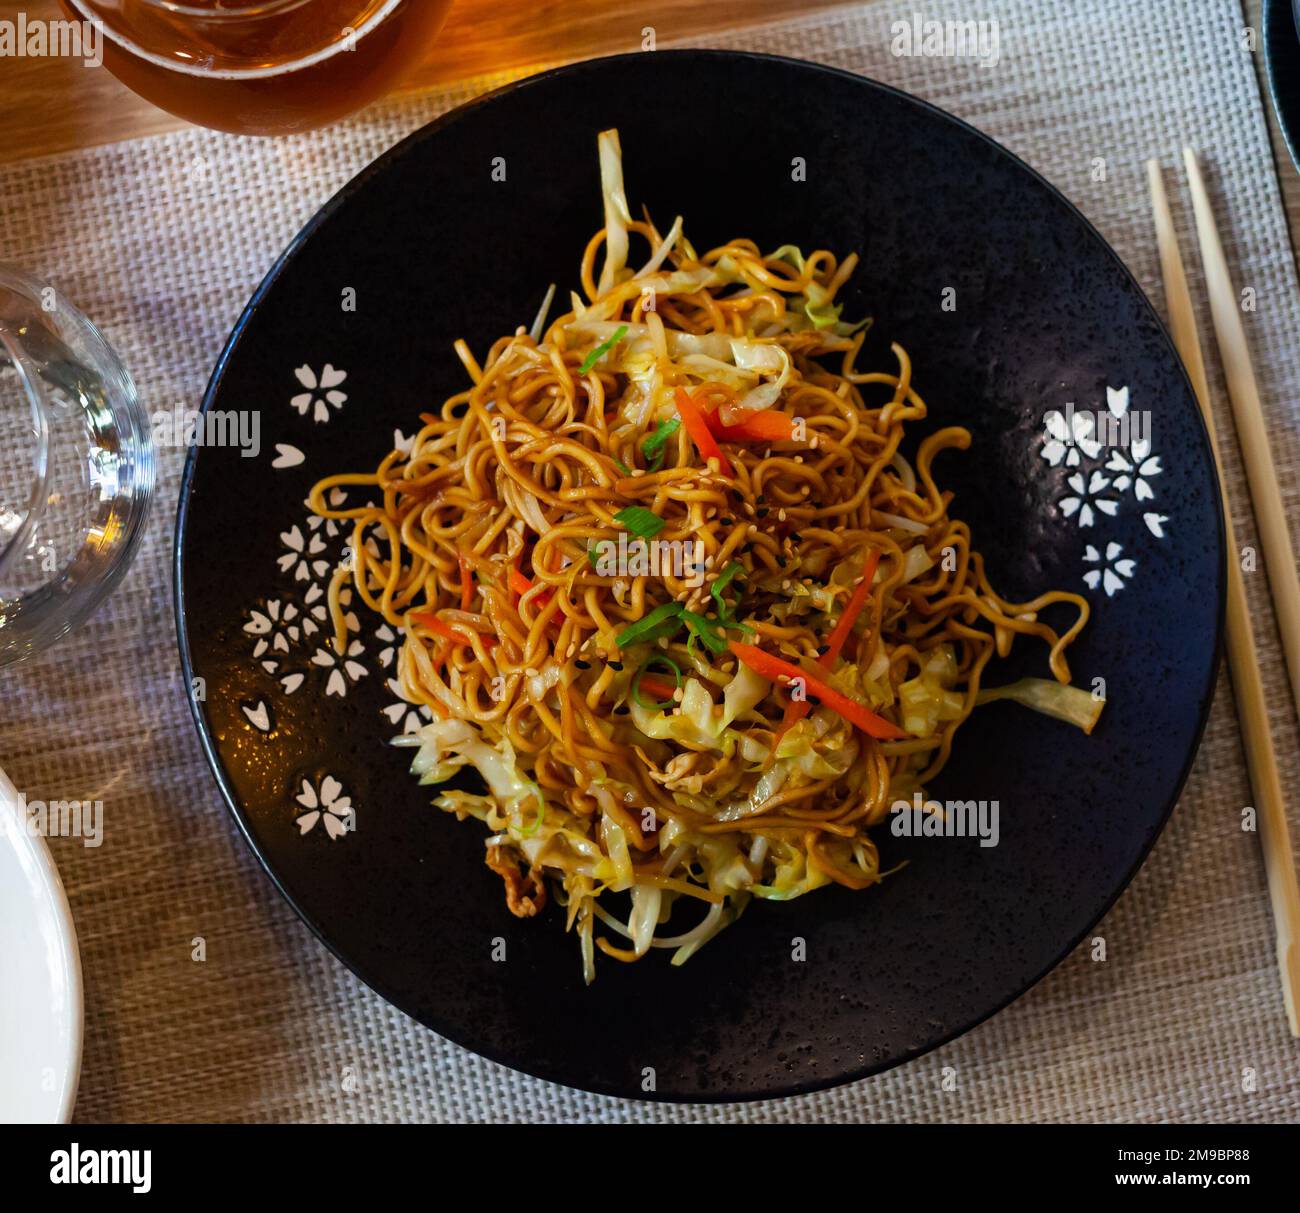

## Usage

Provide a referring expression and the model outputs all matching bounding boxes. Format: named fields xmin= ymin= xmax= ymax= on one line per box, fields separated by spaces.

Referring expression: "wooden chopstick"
xmin=1148 ymin=159 xmax=1300 ymax=1036
xmin=1183 ymin=148 xmax=1300 ymax=720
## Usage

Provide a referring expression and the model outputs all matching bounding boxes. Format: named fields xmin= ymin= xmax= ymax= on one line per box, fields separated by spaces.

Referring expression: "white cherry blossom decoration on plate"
xmin=291 ymin=364 xmax=347 ymax=424
xmin=294 ymin=775 xmax=355 ymax=839
xmin=1038 ymin=385 xmax=1170 ymax=596
xmin=1082 ymin=542 xmax=1136 ymax=597
xmin=1059 ymin=469 xmax=1119 ymax=529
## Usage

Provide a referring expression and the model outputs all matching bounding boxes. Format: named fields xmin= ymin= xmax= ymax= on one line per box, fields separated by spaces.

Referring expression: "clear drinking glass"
xmin=0 ymin=267 xmax=154 ymax=668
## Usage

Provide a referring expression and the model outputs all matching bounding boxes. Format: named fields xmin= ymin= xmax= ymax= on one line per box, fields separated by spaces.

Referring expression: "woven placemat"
xmin=2 ymin=0 xmax=1298 ymax=1123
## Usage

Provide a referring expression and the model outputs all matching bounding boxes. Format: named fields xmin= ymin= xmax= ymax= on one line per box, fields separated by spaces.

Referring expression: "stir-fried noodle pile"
xmin=309 ymin=130 xmax=1101 ymax=981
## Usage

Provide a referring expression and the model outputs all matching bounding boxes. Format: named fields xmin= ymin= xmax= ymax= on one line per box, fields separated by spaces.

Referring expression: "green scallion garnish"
xmin=577 ymin=323 xmax=629 ymax=375
xmin=709 ymin=561 xmax=746 ymax=626
xmin=680 ymin=608 xmax=728 ymax=655
xmin=641 ymin=417 xmax=681 ymax=473
xmin=613 ymin=505 xmax=665 ymax=540
xmin=631 ymin=654 xmax=682 ymax=711
xmin=615 ymin=602 xmax=683 ymax=648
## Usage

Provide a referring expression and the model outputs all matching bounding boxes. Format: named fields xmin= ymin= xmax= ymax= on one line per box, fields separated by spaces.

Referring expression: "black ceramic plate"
xmin=1264 ymin=0 xmax=1300 ymax=172
xmin=176 ymin=51 xmax=1224 ymax=1102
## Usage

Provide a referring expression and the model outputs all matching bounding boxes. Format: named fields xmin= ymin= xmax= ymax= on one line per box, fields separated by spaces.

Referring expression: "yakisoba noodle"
xmin=308 ymin=129 xmax=1102 ymax=982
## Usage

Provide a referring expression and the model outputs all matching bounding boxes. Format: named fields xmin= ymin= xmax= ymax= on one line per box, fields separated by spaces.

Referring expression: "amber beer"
xmin=63 ymin=1 xmax=453 ymax=135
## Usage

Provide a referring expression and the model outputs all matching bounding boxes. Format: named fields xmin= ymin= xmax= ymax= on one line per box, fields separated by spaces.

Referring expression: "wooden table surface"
xmin=0 ymin=0 xmax=854 ymax=159
xmin=0 ymin=0 xmax=1296 ymax=270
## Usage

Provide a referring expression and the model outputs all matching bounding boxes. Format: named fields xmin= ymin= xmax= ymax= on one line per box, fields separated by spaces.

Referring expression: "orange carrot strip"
xmin=769 ymin=696 xmax=811 ymax=761
xmin=769 ymin=549 xmax=881 ymax=757
xmin=728 ymin=640 xmax=904 ymax=741
xmin=674 ymin=387 xmax=733 ymax=477
xmin=636 ymin=675 xmax=679 ymax=701
xmin=823 ymin=549 xmax=881 ymax=664
xmin=712 ymin=410 xmax=797 ymax=443
xmin=458 ymin=553 xmax=474 ymax=611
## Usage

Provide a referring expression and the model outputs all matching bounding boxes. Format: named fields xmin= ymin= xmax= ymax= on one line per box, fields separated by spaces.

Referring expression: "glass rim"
xmin=0 ymin=271 xmax=53 ymax=574
xmin=65 ymin=0 xmax=404 ymax=78
xmin=0 ymin=283 xmax=52 ymax=577
xmin=134 ymin=0 xmax=317 ymax=17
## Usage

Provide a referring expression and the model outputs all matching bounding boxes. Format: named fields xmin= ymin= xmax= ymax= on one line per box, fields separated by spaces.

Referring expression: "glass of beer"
xmin=63 ymin=1 xmax=454 ymax=135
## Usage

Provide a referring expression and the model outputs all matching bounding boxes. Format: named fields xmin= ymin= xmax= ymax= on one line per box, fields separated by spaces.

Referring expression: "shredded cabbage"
xmin=901 ymin=544 xmax=935 ymax=584
xmin=976 ymin=678 xmax=1104 ymax=734
xmin=752 ymin=837 xmax=833 ymax=900
xmin=899 ymin=645 xmax=966 ymax=736
xmin=774 ymin=711 xmax=858 ymax=778
xmin=410 ymin=718 xmax=534 ymax=805
xmin=629 ymin=658 xmax=767 ymax=749
xmin=635 ymin=214 xmax=683 ymax=278
xmin=596 ymin=128 xmax=631 ymax=295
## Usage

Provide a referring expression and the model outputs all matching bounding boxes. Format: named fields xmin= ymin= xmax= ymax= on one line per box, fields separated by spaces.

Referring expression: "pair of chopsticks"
xmin=1148 ymin=151 xmax=1300 ymax=1036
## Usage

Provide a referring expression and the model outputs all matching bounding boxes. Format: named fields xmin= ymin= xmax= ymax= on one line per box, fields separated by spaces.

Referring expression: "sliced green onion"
xmin=578 ymin=323 xmax=628 ymax=375
xmin=613 ymin=505 xmax=665 ymax=540
xmin=631 ymin=654 xmax=682 ymax=710
xmin=612 ymin=457 xmax=631 ymax=476
xmin=641 ymin=418 xmax=681 ymax=473
xmin=615 ymin=602 xmax=683 ymax=648
xmin=680 ymin=608 xmax=727 ymax=655
xmin=709 ymin=561 xmax=746 ymax=626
